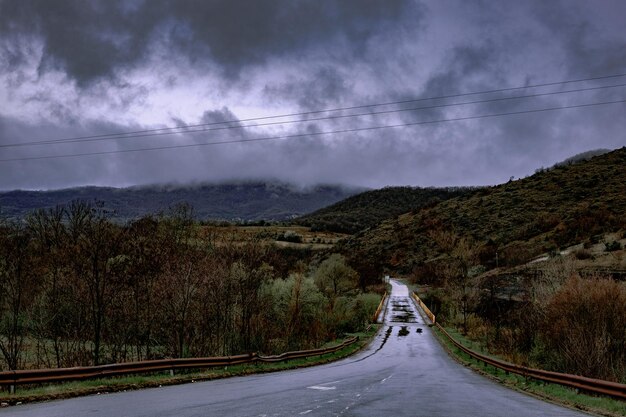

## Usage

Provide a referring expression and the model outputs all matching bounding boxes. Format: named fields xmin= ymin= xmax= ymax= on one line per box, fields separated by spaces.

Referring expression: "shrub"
xmin=277 ymin=231 xmax=303 ymax=243
xmin=539 ymin=276 xmax=626 ymax=381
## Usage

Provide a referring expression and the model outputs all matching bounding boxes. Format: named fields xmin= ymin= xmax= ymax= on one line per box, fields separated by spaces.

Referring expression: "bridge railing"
xmin=373 ymin=292 xmax=387 ymax=323
xmin=411 ymin=292 xmax=435 ymax=324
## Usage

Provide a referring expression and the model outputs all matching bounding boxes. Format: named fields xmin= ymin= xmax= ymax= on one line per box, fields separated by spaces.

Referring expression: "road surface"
xmin=2 ymin=280 xmax=592 ymax=416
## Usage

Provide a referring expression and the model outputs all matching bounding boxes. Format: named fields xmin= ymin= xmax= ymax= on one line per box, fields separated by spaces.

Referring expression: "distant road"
xmin=3 ymin=280 xmax=591 ymax=417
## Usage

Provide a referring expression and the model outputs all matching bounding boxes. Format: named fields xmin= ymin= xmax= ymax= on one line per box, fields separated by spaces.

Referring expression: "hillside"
xmin=0 ymin=181 xmax=363 ymax=222
xmin=294 ymin=186 xmax=474 ymax=234
xmin=341 ymin=147 xmax=626 ymax=274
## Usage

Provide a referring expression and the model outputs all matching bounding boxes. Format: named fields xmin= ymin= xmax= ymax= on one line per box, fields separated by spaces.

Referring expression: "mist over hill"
xmin=0 ymin=181 xmax=364 ymax=222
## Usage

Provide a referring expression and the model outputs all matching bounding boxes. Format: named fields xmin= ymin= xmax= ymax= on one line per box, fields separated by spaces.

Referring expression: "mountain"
xmin=294 ymin=186 xmax=475 ymax=234
xmin=0 ymin=181 xmax=364 ymax=222
xmin=549 ymin=148 xmax=611 ymax=169
xmin=340 ymin=147 xmax=626 ymax=274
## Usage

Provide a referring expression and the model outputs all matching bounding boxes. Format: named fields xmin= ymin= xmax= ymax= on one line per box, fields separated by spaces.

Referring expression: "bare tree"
xmin=430 ymin=230 xmax=478 ymax=333
xmin=66 ymin=201 xmax=123 ymax=365
xmin=0 ymin=221 xmax=35 ymax=370
xmin=27 ymin=206 xmax=69 ymax=368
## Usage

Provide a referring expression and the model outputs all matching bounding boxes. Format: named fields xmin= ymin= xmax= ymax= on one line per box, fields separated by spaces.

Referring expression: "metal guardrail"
xmin=434 ymin=323 xmax=626 ymax=400
xmin=373 ymin=292 xmax=387 ymax=323
xmin=0 ymin=354 xmax=254 ymax=387
xmin=0 ymin=337 xmax=359 ymax=389
xmin=257 ymin=337 xmax=358 ymax=363
xmin=411 ymin=291 xmax=626 ymax=400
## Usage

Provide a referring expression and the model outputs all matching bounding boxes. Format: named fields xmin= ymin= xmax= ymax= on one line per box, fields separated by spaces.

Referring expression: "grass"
xmin=0 ymin=325 xmax=380 ymax=406
xmin=432 ymin=325 xmax=626 ymax=417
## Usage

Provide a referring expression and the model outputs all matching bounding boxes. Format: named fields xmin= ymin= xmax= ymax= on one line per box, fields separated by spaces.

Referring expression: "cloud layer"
xmin=0 ymin=0 xmax=624 ymax=190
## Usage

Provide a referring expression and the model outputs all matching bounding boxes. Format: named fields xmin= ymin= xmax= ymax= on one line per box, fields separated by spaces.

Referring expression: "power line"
xmin=2 ymin=82 xmax=625 ymax=149
xmin=3 ymin=72 xmax=626 ymax=148
xmin=1 ymin=98 xmax=623 ymax=163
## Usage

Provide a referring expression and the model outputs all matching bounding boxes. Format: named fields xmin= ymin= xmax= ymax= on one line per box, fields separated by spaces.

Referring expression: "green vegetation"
xmin=295 ymin=186 xmax=473 ymax=234
xmin=0 ymin=325 xmax=379 ymax=405
xmin=433 ymin=325 xmax=626 ymax=417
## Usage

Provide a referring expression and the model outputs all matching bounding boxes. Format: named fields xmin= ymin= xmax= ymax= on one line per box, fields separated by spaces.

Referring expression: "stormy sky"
xmin=0 ymin=0 xmax=624 ymax=191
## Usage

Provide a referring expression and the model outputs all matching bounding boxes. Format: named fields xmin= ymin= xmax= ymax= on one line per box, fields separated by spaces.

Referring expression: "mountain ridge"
xmin=0 ymin=181 xmax=365 ymax=222
xmin=295 ymin=186 xmax=476 ymax=234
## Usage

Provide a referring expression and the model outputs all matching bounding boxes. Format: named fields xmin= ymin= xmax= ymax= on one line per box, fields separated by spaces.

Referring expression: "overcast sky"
xmin=0 ymin=0 xmax=624 ymax=191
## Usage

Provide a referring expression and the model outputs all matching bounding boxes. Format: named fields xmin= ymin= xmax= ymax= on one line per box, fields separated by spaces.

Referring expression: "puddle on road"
xmin=398 ymin=326 xmax=410 ymax=337
xmin=390 ymin=297 xmax=417 ymax=323
xmin=392 ymin=314 xmax=412 ymax=322
xmin=416 ymin=328 xmax=423 ymax=333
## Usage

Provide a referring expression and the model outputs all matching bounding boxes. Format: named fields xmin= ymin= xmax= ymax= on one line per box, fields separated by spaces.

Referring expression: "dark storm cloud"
xmin=0 ymin=114 xmax=140 ymax=189
xmin=262 ymin=66 xmax=354 ymax=111
xmin=0 ymin=0 xmax=624 ymax=191
xmin=531 ymin=0 xmax=626 ymax=77
xmin=200 ymin=107 xmax=241 ymax=125
xmin=0 ymin=0 xmax=151 ymax=84
xmin=421 ymin=45 xmax=500 ymax=97
xmin=0 ymin=0 xmax=420 ymax=85
xmin=387 ymin=0 xmax=626 ymax=184
xmin=393 ymin=44 xmax=503 ymax=123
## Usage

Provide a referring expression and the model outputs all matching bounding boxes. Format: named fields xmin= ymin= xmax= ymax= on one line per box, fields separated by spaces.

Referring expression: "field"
xmin=201 ymin=225 xmax=349 ymax=249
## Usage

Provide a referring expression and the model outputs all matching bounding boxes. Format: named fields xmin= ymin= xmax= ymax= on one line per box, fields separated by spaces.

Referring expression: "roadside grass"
xmin=432 ymin=325 xmax=626 ymax=417
xmin=0 ymin=325 xmax=380 ymax=406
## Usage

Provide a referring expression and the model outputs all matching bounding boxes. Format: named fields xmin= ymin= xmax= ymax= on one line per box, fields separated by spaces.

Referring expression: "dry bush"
xmin=531 ymin=256 xmax=578 ymax=313
xmin=466 ymin=314 xmax=489 ymax=341
xmin=539 ymin=275 xmax=626 ymax=381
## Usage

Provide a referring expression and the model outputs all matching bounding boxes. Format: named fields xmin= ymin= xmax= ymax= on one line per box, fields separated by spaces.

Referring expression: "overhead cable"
xmin=3 ymin=72 xmax=626 ymax=148
xmin=1 ymin=98 xmax=623 ymax=163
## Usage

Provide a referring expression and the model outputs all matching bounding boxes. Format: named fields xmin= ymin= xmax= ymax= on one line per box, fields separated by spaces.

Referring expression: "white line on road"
xmin=308 ymin=385 xmax=336 ymax=391
xmin=381 ymin=374 xmax=393 ymax=384
xmin=319 ymin=379 xmax=343 ymax=385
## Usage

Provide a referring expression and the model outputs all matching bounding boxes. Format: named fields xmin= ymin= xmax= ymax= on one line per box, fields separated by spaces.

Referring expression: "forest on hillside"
xmin=0 ymin=202 xmax=380 ymax=371
xmin=343 ymin=147 xmax=626 ymax=274
xmin=296 ymin=186 xmax=474 ymax=234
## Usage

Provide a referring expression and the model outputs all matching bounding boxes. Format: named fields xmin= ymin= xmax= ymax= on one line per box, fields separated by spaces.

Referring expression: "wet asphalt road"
xmin=2 ymin=280 xmax=592 ymax=417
